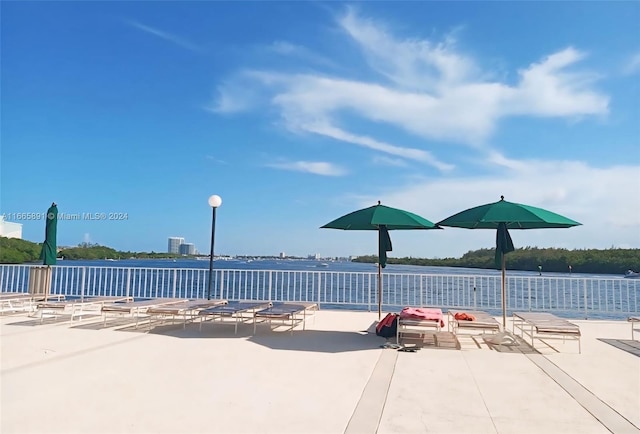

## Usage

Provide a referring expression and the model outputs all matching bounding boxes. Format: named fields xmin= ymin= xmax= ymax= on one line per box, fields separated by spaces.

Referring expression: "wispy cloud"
xmin=126 ymin=20 xmax=203 ymax=53
xmin=266 ymin=160 xmax=347 ymax=176
xmin=360 ymin=155 xmax=640 ymax=257
xmin=338 ymin=8 xmax=477 ymax=92
xmin=209 ymin=9 xmax=610 ymax=173
xmin=268 ymin=41 xmax=337 ymax=68
xmin=622 ymin=52 xmax=640 ymax=75
xmin=206 ymin=84 xmax=253 ymax=113
xmin=206 ymin=72 xmax=271 ymax=114
xmin=205 ymin=155 xmax=229 ymax=165
xmin=372 ymin=155 xmax=408 ymax=167
xmin=300 ymin=121 xmax=454 ymax=172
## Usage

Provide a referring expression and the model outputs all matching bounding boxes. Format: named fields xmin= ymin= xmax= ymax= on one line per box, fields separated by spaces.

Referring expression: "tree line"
xmin=0 ymin=237 xmax=180 ymax=263
xmin=1 ymin=236 xmax=638 ymax=275
xmin=354 ymin=246 xmax=639 ymax=275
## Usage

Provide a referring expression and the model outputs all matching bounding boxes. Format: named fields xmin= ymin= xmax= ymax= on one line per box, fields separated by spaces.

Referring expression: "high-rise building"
xmin=179 ymin=243 xmax=196 ymax=255
xmin=168 ymin=237 xmax=185 ymax=254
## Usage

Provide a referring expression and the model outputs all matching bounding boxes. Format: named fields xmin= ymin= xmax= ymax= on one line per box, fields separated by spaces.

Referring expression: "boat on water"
xmin=624 ymin=270 xmax=640 ymax=279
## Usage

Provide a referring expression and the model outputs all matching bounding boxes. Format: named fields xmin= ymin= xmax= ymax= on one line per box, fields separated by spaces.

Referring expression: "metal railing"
xmin=1 ymin=264 xmax=638 ymax=320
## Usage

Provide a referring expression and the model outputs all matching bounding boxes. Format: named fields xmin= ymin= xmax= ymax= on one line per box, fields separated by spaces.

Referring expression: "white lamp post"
xmin=207 ymin=195 xmax=222 ymax=300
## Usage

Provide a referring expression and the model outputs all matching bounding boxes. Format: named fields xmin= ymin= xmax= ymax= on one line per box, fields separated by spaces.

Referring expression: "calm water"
xmin=55 ymin=257 xmax=623 ymax=280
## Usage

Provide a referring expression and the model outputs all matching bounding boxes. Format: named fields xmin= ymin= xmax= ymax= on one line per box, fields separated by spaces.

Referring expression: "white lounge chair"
xmin=253 ymin=302 xmax=318 ymax=334
xmin=198 ymin=300 xmax=271 ymax=333
xmin=34 ymin=296 xmax=133 ymax=323
xmin=1 ymin=292 xmax=65 ymax=315
xmin=628 ymin=316 xmax=640 ymax=340
xmin=145 ymin=299 xmax=227 ymax=328
xmin=396 ymin=307 xmax=445 ymax=346
xmin=512 ymin=312 xmax=581 ymax=353
xmin=101 ymin=298 xmax=188 ymax=328
xmin=447 ymin=310 xmax=501 ymax=335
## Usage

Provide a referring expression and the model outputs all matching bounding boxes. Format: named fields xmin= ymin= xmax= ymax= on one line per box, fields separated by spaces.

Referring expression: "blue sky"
xmin=2 ymin=2 xmax=639 ymax=258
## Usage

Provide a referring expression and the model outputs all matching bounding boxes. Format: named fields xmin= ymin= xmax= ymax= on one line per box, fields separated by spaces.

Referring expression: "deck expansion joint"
xmin=526 ymin=353 xmax=640 ymax=434
xmin=344 ymin=348 xmax=398 ymax=434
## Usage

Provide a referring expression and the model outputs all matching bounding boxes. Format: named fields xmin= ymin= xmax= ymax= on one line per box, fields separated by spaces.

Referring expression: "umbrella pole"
xmin=501 ymin=255 xmax=506 ymax=328
xmin=377 ymin=264 xmax=382 ymax=320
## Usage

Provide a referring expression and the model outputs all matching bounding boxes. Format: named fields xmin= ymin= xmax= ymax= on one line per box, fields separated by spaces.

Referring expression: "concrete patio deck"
xmin=1 ymin=309 xmax=638 ymax=434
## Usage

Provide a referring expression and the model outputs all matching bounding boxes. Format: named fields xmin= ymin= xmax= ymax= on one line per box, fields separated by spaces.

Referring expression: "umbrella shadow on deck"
xmin=6 ymin=314 xmax=100 ymax=327
xmin=478 ymin=333 xmax=539 ymax=353
xmin=70 ymin=317 xmax=143 ymax=330
xmin=248 ymin=329 xmax=381 ymax=353
xmin=132 ymin=320 xmax=384 ymax=353
xmin=597 ymin=338 xmax=640 ymax=357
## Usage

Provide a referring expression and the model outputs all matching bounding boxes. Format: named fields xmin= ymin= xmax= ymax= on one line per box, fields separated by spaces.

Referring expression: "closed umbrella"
xmin=40 ymin=202 xmax=58 ymax=266
xmin=437 ymin=196 xmax=581 ymax=327
xmin=321 ymin=201 xmax=440 ymax=319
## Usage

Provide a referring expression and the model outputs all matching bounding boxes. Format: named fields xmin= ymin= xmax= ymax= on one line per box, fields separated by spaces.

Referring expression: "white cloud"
xmin=351 ymin=156 xmax=640 ymax=257
xmin=205 ymin=155 xmax=229 ymax=165
xmin=200 ymin=8 xmax=634 ymax=258
xmin=266 ymin=160 xmax=347 ymax=176
xmin=372 ymin=155 xmax=409 ymax=167
xmin=300 ymin=121 xmax=454 ymax=171
xmin=126 ymin=20 xmax=203 ymax=53
xmin=505 ymin=48 xmax=608 ymax=117
xmin=338 ymin=7 xmax=478 ymax=92
xmin=207 ymin=82 xmax=255 ymax=114
xmin=211 ymin=10 xmax=609 ymax=157
xmin=262 ymin=72 xmax=503 ymax=150
xmin=622 ymin=52 xmax=640 ymax=75
xmin=268 ymin=41 xmax=337 ymax=68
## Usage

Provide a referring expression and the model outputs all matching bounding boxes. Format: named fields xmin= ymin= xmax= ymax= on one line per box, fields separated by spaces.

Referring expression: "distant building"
xmin=0 ymin=217 xmax=22 ymax=239
xmin=308 ymin=253 xmax=320 ymax=260
xmin=168 ymin=237 xmax=185 ymax=254
xmin=179 ymin=243 xmax=196 ymax=255
xmin=279 ymin=252 xmax=286 ymax=259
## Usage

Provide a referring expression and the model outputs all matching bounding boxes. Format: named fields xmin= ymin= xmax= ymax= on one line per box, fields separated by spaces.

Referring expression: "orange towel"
xmin=454 ymin=312 xmax=476 ymax=321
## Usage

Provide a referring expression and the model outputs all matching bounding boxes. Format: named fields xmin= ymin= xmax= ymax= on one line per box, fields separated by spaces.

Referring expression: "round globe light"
xmin=208 ymin=195 xmax=222 ymax=208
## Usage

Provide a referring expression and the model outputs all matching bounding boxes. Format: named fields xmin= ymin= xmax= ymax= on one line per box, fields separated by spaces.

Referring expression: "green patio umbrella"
xmin=437 ymin=196 xmax=581 ymax=327
xmin=321 ymin=201 xmax=440 ymax=319
xmin=40 ymin=202 xmax=58 ymax=266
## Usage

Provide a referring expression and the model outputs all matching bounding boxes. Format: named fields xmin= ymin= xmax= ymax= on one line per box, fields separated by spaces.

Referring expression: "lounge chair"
xmin=0 ymin=292 xmax=31 ymax=300
xmin=34 ymin=296 xmax=133 ymax=323
xmin=198 ymin=300 xmax=272 ymax=333
xmin=101 ymin=297 xmax=188 ymax=328
xmin=512 ymin=312 xmax=581 ymax=353
xmin=628 ymin=316 xmax=640 ymax=340
xmin=447 ymin=309 xmax=501 ymax=335
xmin=396 ymin=307 xmax=445 ymax=345
xmin=145 ymin=299 xmax=227 ymax=328
xmin=0 ymin=293 xmax=65 ymax=315
xmin=253 ymin=302 xmax=319 ymax=334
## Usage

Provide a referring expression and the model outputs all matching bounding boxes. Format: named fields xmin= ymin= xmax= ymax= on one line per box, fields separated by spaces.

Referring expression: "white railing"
xmin=1 ymin=264 xmax=638 ymax=320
